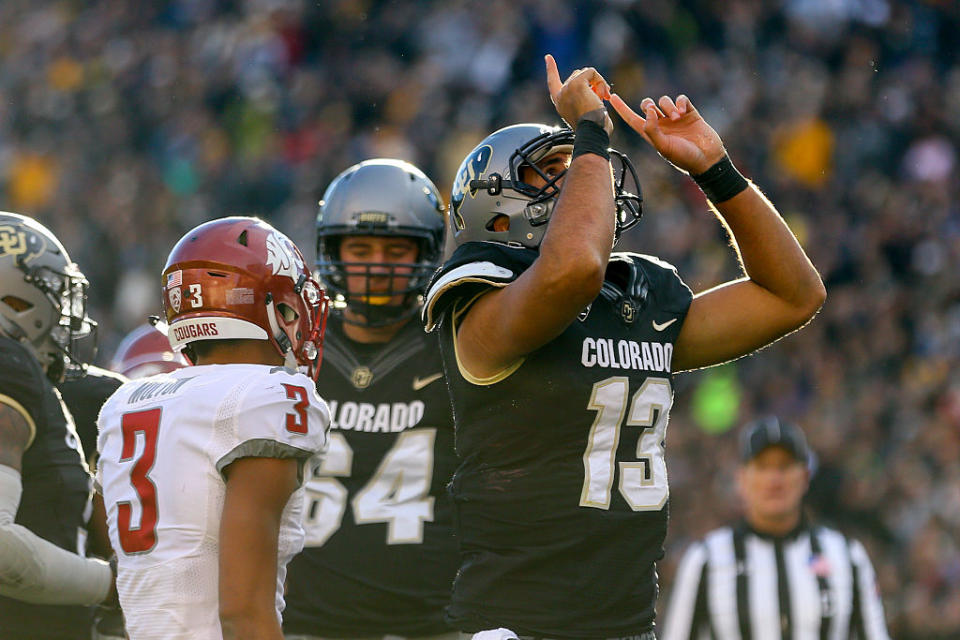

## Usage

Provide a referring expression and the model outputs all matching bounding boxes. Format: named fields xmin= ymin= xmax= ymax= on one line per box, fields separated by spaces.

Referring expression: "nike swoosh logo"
xmin=412 ymin=372 xmax=444 ymax=391
xmin=652 ymin=318 xmax=678 ymax=331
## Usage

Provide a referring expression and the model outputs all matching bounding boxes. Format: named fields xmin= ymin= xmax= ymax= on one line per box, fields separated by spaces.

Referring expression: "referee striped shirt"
xmin=662 ymin=521 xmax=890 ymax=640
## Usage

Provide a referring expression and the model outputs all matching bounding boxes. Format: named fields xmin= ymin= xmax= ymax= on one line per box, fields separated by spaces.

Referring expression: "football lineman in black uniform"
xmin=421 ymin=56 xmax=826 ymax=639
xmin=0 ymin=212 xmax=116 ymax=639
xmin=59 ymin=361 xmax=127 ymax=472
xmin=284 ymin=159 xmax=459 ymax=640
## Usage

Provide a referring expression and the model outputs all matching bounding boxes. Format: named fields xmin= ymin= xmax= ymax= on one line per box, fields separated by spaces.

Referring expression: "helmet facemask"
xmin=316 ymin=236 xmax=436 ymax=328
xmin=265 ymin=271 xmax=329 ymax=380
xmin=13 ymin=258 xmax=97 ymax=380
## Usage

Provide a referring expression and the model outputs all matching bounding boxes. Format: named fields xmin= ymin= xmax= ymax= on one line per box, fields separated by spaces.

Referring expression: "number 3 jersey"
xmin=422 ymin=243 xmax=694 ymax=639
xmin=97 ymin=364 xmax=329 ymax=640
xmin=283 ymin=316 xmax=459 ymax=637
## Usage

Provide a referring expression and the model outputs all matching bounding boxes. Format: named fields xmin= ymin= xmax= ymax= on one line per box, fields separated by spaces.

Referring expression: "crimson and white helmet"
xmin=110 ymin=321 xmax=191 ymax=379
xmin=161 ymin=217 xmax=330 ymax=380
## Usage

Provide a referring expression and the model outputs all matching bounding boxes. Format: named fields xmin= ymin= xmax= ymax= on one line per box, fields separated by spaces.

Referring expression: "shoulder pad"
xmin=611 ymin=252 xmax=692 ymax=314
xmin=213 ymin=367 xmax=329 ymax=474
xmin=422 ymin=242 xmax=536 ymax=331
xmin=59 ymin=365 xmax=127 ymax=399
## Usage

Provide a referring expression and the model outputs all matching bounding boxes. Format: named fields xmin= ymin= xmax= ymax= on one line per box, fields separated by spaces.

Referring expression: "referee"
xmin=662 ymin=416 xmax=890 ymax=640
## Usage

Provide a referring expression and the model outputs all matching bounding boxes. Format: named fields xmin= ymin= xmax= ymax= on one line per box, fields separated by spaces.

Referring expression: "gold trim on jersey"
xmin=450 ymin=292 xmax=525 ymax=386
xmin=0 ymin=393 xmax=37 ymax=449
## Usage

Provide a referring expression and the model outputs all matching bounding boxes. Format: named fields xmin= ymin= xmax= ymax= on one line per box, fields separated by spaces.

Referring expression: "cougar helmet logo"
xmin=266 ymin=231 xmax=304 ymax=283
xmin=451 ymin=145 xmax=493 ymax=222
xmin=0 ymin=224 xmax=46 ymax=263
xmin=169 ymin=287 xmax=182 ymax=313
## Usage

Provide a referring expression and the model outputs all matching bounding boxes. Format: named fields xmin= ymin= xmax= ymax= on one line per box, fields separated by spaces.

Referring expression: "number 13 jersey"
xmin=97 ymin=364 xmax=329 ymax=640
xmin=423 ymin=243 xmax=694 ymax=639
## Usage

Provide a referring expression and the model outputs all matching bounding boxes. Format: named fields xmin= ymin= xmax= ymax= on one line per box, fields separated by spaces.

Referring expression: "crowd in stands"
xmin=1 ymin=1 xmax=957 ymax=637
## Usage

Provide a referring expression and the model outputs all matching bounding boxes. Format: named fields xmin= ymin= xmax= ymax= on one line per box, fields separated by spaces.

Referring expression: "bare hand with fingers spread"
xmin=610 ymin=93 xmax=724 ymax=175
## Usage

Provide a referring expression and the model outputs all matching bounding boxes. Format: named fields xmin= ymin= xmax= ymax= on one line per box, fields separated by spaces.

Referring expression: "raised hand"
xmin=610 ymin=93 xmax=725 ymax=175
xmin=545 ymin=54 xmax=614 ymax=134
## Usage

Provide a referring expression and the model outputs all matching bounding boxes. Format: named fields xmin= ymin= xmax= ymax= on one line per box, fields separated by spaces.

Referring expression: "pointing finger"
xmin=545 ymin=54 xmax=563 ymax=102
xmin=610 ymin=94 xmax=653 ymax=145
xmin=610 ymin=94 xmax=643 ymax=128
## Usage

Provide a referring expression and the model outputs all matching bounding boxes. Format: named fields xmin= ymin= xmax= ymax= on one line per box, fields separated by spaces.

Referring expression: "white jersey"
xmin=97 ymin=364 xmax=329 ymax=640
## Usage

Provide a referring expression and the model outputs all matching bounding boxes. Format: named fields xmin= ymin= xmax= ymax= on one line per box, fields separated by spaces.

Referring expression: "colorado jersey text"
xmin=423 ymin=242 xmax=693 ymax=638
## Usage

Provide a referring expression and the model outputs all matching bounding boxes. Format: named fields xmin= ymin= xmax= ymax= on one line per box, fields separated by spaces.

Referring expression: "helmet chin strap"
xmin=265 ymin=293 xmax=296 ymax=368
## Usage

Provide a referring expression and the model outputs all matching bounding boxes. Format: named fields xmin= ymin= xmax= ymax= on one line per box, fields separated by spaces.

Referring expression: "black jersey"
xmin=283 ymin=316 xmax=459 ymax=637
xmin=422 ymin=242 xmax=693 ymax=639
xmin=58 ymin=365 xmax=127 ymax=466
xmin=0 ymin=337 xmax=95 ymax=639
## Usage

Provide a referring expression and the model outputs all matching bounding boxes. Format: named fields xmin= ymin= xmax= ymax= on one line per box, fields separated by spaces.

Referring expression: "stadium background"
xmin=1 ymin=0 xmax=957 ymax=637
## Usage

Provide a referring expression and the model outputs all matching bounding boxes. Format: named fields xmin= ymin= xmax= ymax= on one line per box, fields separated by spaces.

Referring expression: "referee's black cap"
xmin=739 ymin=416 xmax=810 ymax=464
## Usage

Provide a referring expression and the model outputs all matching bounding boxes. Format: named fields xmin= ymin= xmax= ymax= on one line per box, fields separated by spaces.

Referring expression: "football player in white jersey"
xmin=97 ymin=217 xmax=331 ymax=640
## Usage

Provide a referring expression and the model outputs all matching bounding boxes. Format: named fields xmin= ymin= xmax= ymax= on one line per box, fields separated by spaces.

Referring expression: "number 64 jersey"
xmin=97 ymin=364 xmax=330 ymax=640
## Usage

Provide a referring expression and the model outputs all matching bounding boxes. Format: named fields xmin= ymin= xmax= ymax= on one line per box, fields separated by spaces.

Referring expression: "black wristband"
xmin=692 ymin=155 xmax=749 ymax=203
xmin=572 ymin=120 xmax=610 ymax=161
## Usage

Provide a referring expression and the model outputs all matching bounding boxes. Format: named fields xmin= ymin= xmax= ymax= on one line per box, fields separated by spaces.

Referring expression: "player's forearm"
xmin=219 ymin=525 xmax=283 ymax=640
xmin=219 ymin=552 xmax=283 ymax=640
xmin=537 ymin=152 xmax=616 ymax=305
xmin=714 ymin=184 xmax=825 ymax=318
xmin=220 ymin=610 xmax=284 ymax=640
xmin=219 ymin=457 xmax=297 ymax=640
xmin=0 ymin=465 xmax=112 ymax=605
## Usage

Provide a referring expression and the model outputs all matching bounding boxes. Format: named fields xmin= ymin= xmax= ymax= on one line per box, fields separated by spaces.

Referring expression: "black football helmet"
xmin=316 ymin=159 xmax=445 ymax=327
xmin=449 ymin=123 xmax=642 ymax=250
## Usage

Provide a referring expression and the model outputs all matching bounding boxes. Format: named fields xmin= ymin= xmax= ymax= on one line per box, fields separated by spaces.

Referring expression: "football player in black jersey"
xmin=0 ymin=212 xmax=117 ymax=639
xmin=421 ymin=56 xmax=827 ymax=640
xmin=283 ymin=159 xmax=459 ymax=640
xmin=58 ymin=323 xmax=131 ymax=640
xmin=59 ymin=358 xmax=127 ymax=472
